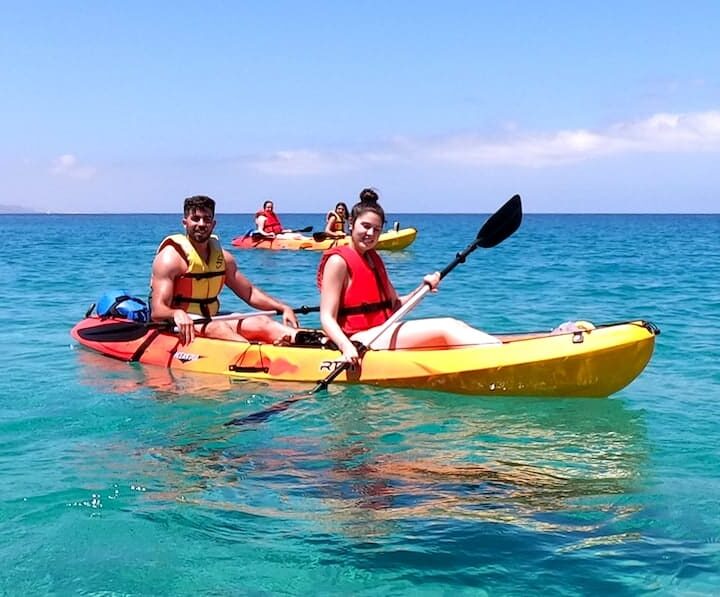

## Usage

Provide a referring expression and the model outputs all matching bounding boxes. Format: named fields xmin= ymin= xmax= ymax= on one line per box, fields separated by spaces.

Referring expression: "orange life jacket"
xmin=155 ymin=234 xmax=226 ymax=317
xmin=317 ymin=246 xmax=397 ymax=335
xmin=326 ymin=210 xmax=346 ymax=233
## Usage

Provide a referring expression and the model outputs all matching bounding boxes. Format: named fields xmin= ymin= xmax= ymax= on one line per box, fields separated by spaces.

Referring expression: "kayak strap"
xmin=639 ymin=320 xmax=661 ymax=335
xmin=596 ymin=319 xmax=661 ymax=336
xmin=229 ymin=344 xmax=270 ymax=374
xmin=338 ymin=299 xmax=396 ymax=317
xmin=130 ymin=329 xmax=162 ymax=362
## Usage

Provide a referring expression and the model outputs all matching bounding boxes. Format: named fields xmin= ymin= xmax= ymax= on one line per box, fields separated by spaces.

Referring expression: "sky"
xmin=1 ymin=1 xmax=719 ymax=214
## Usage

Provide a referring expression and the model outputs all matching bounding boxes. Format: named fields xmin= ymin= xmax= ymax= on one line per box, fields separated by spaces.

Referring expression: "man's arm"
xmin=150 ymin=247 xmax=197 ymax=344
xmin=223 ymin=250 xmax=299 ymax=327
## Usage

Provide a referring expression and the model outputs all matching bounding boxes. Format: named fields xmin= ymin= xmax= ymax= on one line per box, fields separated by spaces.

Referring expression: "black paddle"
xmin=77 ymin=304 xmax=322 ymax=343
xmin=225 ymin=194 xmax=523 ymax=426
xmin=312 ymin=231 xmax=347 ymax=242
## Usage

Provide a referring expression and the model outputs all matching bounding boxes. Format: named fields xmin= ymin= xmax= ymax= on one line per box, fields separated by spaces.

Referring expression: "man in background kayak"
xmin=254 ymin=199 xmax=306 ymax=239
xmin=150 ymin=195 xmax=300 ymax=345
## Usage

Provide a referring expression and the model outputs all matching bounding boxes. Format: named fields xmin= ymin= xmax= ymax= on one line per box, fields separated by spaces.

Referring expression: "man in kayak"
xmin=151 ymin=195 xmax=300 ymax=345
xmin=254 ymin=200 xmax=306 ymax=239
xmin=318 ymin=188 xmax=499 ymax=365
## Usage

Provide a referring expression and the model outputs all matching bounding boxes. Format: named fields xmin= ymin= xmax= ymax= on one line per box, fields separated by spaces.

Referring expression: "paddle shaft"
xmin=188 ymin=303 xmax=319 ymax=325
xmin=311 ymin=237 xmax=484 ymax=392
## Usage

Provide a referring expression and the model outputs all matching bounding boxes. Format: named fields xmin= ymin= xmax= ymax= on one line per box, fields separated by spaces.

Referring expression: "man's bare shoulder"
xmin=153 ymin=243 xmax=186 ymax=275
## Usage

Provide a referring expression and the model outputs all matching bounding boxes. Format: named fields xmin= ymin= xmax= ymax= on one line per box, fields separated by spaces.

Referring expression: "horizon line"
xmin=2 ymin=211 xmax=719 ymax=216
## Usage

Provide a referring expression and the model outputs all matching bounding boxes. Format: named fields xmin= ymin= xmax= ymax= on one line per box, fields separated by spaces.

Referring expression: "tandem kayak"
xmin=71 ymin=316 xmax=658 ymax=398
xmin=230 ymin=227 xmax=417 ymax=251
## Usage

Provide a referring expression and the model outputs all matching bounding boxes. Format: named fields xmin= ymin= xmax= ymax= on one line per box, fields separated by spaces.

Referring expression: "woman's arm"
xmin=319 ymin=254 xmax=358 ymax=362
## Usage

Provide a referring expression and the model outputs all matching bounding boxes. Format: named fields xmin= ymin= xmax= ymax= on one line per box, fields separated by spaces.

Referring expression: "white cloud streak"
xmin=49 ymin=154 xmax=96 ymax=179
xmin=248 ymin=149 xmax=397 ymax=175
xmin=247 ymin=109 xmax=720 ymax=175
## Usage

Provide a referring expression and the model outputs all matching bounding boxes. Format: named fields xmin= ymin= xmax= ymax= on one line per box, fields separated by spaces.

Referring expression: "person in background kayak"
xmin=324 ymin=201 xmax=349 ymax=238
xmin=318 ymin=188 xmax=499 ymax=365
xmin=151 ymin=195 xmax=300 ymax=345
xmin=255 ymin=199 xmax=305 ymax=239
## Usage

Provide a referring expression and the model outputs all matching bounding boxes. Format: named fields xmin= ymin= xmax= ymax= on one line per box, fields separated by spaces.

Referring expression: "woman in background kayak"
xmin=255 ymin=199 xmax=306 ymax=239
xmin=324 ymin=201 xmax=349 ymax=239
xmin=318 ymin=188 xmax=499 ymax=365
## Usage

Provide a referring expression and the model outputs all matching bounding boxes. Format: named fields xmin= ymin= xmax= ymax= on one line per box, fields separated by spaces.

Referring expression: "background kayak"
xmin=231 ymin=226 xmax=417 ymax=251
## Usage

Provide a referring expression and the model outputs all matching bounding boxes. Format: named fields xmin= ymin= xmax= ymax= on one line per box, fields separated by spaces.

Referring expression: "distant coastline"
xmin=0 ymin=204 xmax=38 ymax=214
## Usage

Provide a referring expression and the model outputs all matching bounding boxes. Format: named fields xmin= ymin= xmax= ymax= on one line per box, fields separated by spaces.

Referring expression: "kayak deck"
xmin=71 ymin=318 xmax=659 ymax=397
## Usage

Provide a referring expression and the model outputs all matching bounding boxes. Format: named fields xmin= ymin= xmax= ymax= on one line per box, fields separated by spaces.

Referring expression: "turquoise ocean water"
xmin=1 ymin=210 xmax=719 ymax=595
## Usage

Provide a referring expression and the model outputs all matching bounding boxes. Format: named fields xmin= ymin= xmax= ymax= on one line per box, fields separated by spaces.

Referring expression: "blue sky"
xmin=2 ymin=1 xmax=719 ymax=213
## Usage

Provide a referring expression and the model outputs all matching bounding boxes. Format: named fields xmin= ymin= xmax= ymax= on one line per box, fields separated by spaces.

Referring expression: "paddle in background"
xmin=312 ymin=231 xmax=347 ymax=243
xmin=225 ymin=194 xmax=523 ymax=426
xmin=312 ymin=221 xmax=400 ymax=242
xmin=249 ymin=226 xmax=313 ymax=242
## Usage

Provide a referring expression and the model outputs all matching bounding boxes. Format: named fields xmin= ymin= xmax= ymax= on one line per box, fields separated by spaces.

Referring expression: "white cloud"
xmin=246 ymin=109 xmax=720 ymax=174
xmin=49 ymin=154 xmax=96 ymax=179
xmin=248 ymin=149 xmax=396 ymax=176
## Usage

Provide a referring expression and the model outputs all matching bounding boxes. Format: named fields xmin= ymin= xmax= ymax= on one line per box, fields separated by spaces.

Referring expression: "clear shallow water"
xmin=1 ymin=210 xmax=719 ymax=595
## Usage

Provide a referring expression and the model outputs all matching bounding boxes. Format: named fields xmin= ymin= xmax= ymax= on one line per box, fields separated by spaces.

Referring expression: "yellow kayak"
xmin=71 ymin=317 xmax=658 ymax=398
xmin=231 ymin=227 xmax=417 ymax=251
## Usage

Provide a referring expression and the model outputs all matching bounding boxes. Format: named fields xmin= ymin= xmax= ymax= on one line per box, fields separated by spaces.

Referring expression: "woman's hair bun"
xmin=359 ymin=188 xmax=379 ymax=204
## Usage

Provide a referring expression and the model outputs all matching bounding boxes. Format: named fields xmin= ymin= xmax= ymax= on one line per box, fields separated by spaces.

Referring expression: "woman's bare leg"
xmin=353 ymin=318 xmax=499 ymax=350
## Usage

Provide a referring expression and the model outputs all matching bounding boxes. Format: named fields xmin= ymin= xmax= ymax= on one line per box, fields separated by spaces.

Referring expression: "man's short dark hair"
xmin=184 ymin=195 xmax=215 ymax=217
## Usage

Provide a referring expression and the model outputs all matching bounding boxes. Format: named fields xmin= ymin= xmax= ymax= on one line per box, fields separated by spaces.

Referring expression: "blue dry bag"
xmin=96 ymin=290 xmax=150 ymax=323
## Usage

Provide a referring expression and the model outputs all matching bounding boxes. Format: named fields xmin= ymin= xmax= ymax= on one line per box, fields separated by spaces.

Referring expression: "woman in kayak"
xmin=255 ymin=199 xmax=306 ymax=239
xmin=324 ymin=201 xmax=349 ymax=238
xmin=318 ymin=188 xmax=499 ymax=365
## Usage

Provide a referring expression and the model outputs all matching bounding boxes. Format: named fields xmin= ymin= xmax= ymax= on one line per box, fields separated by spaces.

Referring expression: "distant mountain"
xmin=0 ymin=204 xmax=37 ymax=213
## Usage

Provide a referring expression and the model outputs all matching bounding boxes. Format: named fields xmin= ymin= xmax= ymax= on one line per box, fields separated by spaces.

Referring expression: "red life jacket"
xmin=317 ymin=246 xmax=397 ymax=335
xmin=256 ymin=210 xmax=283 ymax=234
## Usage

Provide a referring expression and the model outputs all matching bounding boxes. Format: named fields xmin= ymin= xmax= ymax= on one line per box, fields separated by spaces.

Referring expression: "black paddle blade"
xmin=225 ymin=396 xmax=302 ymax=426
xmin=312 ymin=232 xmax=329 ymax=242
xmin=76 ymin=320 xmax=163 ymax=342
xmin=476 ymin=194 xmax=522 ymax=248
xmin=224 ymin=361 xmax=350 ymax=426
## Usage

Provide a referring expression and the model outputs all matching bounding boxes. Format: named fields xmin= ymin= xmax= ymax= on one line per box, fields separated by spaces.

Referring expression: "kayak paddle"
xmin=250 ymin=225 xmax=313 ymax=241
xmin=313 ymin=231 xmax=348 ymax=242
xmin=225 ymin=194 xmax=523 ymax=426
xmin=76 ymin=304 xmax=321 ymax=343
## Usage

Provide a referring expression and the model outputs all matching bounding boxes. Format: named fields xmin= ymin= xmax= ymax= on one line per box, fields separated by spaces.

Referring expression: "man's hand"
xmin=173 ymin=309 xmax=197 ymax=345
xmin=280 ymin=305 xmax=299 ymax=329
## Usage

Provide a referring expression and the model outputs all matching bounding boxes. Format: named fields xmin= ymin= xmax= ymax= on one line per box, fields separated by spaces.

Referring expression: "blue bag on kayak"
xmin=96 ymin=290 xmax=149 ymax=323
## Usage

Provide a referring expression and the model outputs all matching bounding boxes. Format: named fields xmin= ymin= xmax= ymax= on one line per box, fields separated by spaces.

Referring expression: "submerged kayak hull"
xmin=71 ymin=318 xmax=658 ymax=397
xmin=230 ymin=228 xmax=417 ymax=251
